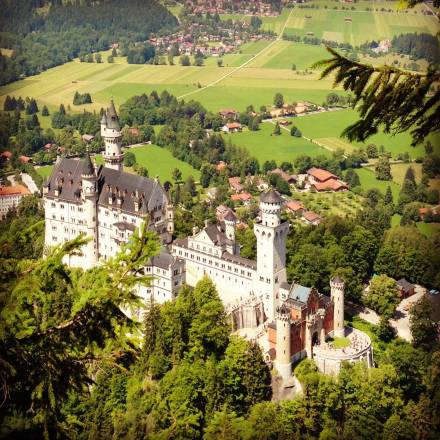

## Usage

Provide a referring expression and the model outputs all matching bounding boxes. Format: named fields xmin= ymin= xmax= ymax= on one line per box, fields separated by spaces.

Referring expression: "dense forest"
xmin=0 ymin=196 xmax=439 ymax=439
xmin=391 ymin=33 xmax=440 ymax=65
xmin=0 ymin=0 xmax=178 ymax=85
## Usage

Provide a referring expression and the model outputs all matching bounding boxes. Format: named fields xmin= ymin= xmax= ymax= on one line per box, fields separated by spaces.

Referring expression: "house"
xmin=229 ymin=176 xmax=244 ymax=193
xmin=247 ymin=176 xmax=268 ymax=192
xmin=128 ymin=127 xmax=141 ymax=137
xmin=396 ymin=278 xmax=415 ymax=298
xmin=279 ymin=120 xmax=290 ymax=126
xmin=219 ymin=109 xmax=238 ymax=120
xmin=19 ymin=155 xmax=31 ymax=164
xmin=0 ymin=185 xmax=31 ymax=218
xmin=311 ymin=180 xmax=348 ymax=192
xmin=82 ymin=134 xmax=95 ymax=143
xmin=44 ymin=143 xmax=55 ymax=151
xmin=231 ymin=192 xmax=252 ymax=204
xmin=222 ymin=122 xmax=242 ymax=133
xmin=302 ymin=210 xmax=322 ymax=226
xmin=285 ymin=200 xmax=304 ymax=217
xmin=270 ymin=168 xmax=297 ymax=185
xmin=307 ymin=167 xmax=338 ymax=184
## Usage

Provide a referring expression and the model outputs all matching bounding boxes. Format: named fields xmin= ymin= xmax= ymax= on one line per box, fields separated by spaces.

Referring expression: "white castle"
xmin=43 ymin=101 xmax=373 ymax=377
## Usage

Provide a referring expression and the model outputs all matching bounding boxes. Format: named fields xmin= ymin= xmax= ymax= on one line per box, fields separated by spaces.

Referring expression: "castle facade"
xmin=44 ymin=101 xmax=372 ymax=378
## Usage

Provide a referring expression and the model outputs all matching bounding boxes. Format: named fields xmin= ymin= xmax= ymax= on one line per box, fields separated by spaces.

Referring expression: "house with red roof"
xmin=229 ymin=176 xmax=244 ymax=193
xmin=285 ymin=200 xmax=304 ymax=217
xmin=270 ymin=168 xmax=297 ymax=185
xmin=306 ymin=167 xmax=348 ymax=192
xmin=302 ymin=210 xmax=322 ymax=226
xmin=222 ymin=122 xmax=242 ymax=133
xmin=0 ymin=184 xmax=31 ymax=218
xmin=231 ymin=192 xmax=252 ymax=205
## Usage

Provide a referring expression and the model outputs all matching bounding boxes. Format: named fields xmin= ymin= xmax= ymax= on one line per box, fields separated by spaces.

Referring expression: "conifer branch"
xmin=313 ymin=47 xmax=440 ymax=145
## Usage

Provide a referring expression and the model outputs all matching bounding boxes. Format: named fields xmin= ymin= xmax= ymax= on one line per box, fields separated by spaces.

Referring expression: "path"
xmin=423 ymin=1 xmax=439 ymax=20
xmin=177 ymin=8 xmax=295 ymax=100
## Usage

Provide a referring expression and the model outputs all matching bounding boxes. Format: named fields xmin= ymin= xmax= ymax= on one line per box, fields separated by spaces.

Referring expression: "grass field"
xmin=356 ymin=167 xmax=400 ymax=201
xmin=224 ymin=123 xmax=330 ymax=164
xmin=36 ymin=144 xmax=200 ymax=183
xmin=283 ymin=3 xmax=438 ymax=45
xmin=292 ymin=109 xmax=440 ymax=159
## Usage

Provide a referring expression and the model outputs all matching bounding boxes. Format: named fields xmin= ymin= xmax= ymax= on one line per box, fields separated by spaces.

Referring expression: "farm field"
xmin=283 ymin=2 xmax=438 ymax=45
xmin=292 ymin=190 xmax=364 ymax=218
xmin=292 ymin=109 xmax=440 ymax=159
xmin=36 ymin=145 xmax=200 ymax=184
xmin=224 ymin=123 xmax=331 ymax=164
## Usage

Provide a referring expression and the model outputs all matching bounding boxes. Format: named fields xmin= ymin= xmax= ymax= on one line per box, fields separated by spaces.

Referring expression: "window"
xmin=60 ymin=204 xmax=64 ymax=209
xmin=51 ymin=202 xmax=56 ymax=208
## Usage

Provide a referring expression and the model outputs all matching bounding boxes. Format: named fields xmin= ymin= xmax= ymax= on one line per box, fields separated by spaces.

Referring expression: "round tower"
xmin=275 ymin=307 xmax=292 ymax=382
xmin=101 ymin=100 xmax=124 ymax=171
xmin=253 ymin=190 xmax=289 ymax=320
xmin=81 ymin=151 xmax=98 ymax=269
xmin=330 ymin=276 xmax=345 ymax=338
xmin=223 ymin=209 xmax=237 ymax=254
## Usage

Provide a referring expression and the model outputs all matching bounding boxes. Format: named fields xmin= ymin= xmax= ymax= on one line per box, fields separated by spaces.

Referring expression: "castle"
xmin=43 ymin=101 xmax=373 ymax=378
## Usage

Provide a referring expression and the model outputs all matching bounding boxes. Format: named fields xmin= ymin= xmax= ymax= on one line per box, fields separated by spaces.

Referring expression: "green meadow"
xmin=224 ymin=123 xmax=331 ymax=164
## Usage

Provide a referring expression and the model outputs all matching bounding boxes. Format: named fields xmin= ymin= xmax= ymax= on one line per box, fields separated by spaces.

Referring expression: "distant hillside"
xmin=0 ymin=0 xmax=178 ymax=85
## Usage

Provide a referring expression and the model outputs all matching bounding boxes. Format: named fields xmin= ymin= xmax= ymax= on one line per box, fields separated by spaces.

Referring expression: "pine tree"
xmin=375 ymin=156 xmax=392 ymax=180
xmin=41 ymin=105 xmax=49 ymax=116
xmin=384 ymin=185 xmax=393 ymax=205
xmin=273 ymin=122 xmax=281 ymax=136
xmin=404 ymin=166 xmax=416 ymax=184
xmin=59 ymin=103 xmax=66 ymax=115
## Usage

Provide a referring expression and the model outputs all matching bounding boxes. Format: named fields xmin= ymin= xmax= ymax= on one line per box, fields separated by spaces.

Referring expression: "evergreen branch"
xmin=313 ymin=47 xmax=440 ymax=145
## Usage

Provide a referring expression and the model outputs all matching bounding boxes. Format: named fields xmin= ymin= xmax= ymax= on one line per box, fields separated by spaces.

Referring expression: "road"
xmin=21 ymin=173 xmax=39 ymax=194
xmin=177 ymin=7 xmax=295 ymax=100
xmin=346 ymin=286 xmax=426 ymax=342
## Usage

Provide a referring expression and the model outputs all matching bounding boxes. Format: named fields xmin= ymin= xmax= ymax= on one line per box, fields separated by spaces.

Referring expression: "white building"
xmin=0 ymin=184 xmax=31 ymax=218
xmin=43 ymin=101 xmax=182 ymax=302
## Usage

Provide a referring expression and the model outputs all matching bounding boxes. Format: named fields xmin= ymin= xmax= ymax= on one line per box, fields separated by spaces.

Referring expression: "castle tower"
xmin=331 ymin=276 xmax=345 ymax=337
xmin=224 ymin=209 xmax=238 ymax=255
xmin=81 ymin=151 xmax=98 ymax=269
xmin=101 ymin=100 xmax=123 ymax=171
xmin=253 ymin=190 xmax=289 ymax=320
xmin=275 ymin=307 xmax=292 ymax=382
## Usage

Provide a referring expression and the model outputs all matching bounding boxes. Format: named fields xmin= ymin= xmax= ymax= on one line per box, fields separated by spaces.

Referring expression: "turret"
xmin=101 ymin=100 xmax=124 ymax=171
xmin=275 ymin=307 xmax=292 ymax=382
xmin=223 ymin=209 xmax=238 ymax=254
xmin=331 ymin=276 xmax=345 ymax=338
xmin=81 ymin=151 xmax=98 ymax=268
xmin=253 ymin=190 xmax=289 ymax=320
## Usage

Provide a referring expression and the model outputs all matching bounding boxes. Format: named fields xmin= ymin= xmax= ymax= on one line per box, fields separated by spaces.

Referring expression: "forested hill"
xmin=0 ymin=0 xmax=178 ymax=85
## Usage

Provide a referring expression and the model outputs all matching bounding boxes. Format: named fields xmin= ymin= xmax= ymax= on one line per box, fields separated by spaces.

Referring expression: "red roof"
xmin=303 ymin=210 xmax=321 ymax=222
xmin=419 ymin=207 xmax=430 ymax=216
xmin=44 ymin=143 xmax=54 ymax=150
xmin=0 ymin=185 xmax=31 ymax=196
xmin=312 ymin=180 xmax=348 ymax=191
xmin=307 ymin=167 xmax=337 ymax=182
xmin=19 ymin=155 xmax=31 ymax=163
xmin=226 ymin=122 xmax=242 ymax=129
xmin=231 ymin=192 xmax=251 ymax=202
xmin=1 ymin=151 xmax=13 ymax=159
xmin=286 ymin=200 xmax=304 ymax=212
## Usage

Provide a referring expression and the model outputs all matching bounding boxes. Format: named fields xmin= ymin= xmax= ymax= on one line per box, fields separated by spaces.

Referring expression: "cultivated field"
xmin=283 ymin=1 xmax=438 ymax=45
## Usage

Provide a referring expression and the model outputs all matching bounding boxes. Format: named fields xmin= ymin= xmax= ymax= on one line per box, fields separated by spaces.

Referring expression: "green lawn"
xmin=329 ymin=336 xmax=350 ymax=349
xmin=292 ymin=110 xmax=439 ymax=159
xmin=36 ymin=145 xmax=200 ymax=184
xmin=225 ymin=123 xmax=330 ymax=164
xmin=356 ymin=167 xmax=400 ymax=201
xmin=416 ymin=222 xmax=440 ymax=237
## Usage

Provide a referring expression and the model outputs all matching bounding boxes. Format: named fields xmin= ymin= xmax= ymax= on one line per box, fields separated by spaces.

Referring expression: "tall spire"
xmin=82 ymin=149 xmax=95 ymax=177
xmin=106 ymin=99 xmax=120 ymax=130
